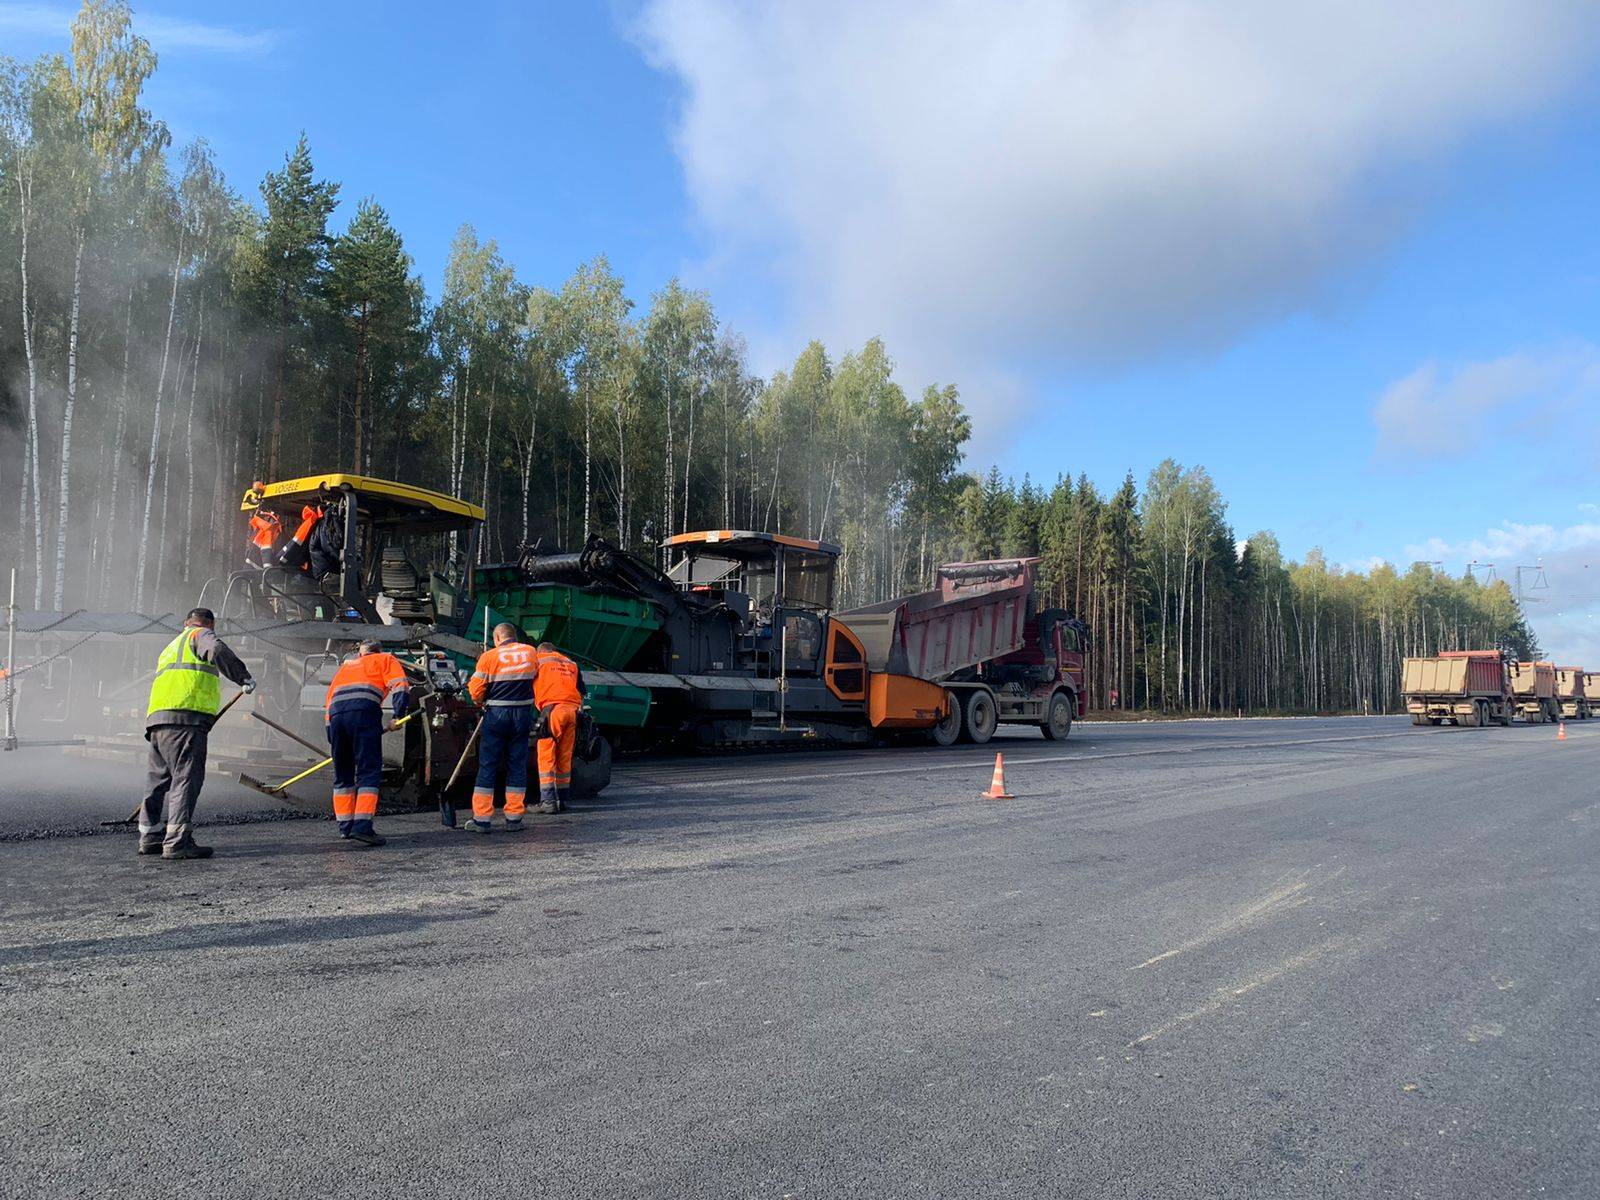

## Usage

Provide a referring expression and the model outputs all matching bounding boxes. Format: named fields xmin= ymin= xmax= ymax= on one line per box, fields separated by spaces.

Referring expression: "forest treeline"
xmin=0 ymin=2 xmax=1538 ymax=713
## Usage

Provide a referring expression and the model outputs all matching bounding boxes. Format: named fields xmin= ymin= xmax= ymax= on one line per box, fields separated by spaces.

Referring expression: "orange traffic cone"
xmin=983 ymin=752 xmax=1014 ymax=799
xmin=1558 ymin=721 xmax=1567 ymax=742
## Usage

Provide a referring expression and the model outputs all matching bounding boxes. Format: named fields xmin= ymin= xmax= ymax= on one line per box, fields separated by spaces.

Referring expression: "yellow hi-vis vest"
xmin=146 ymin=628 xmax=221 ymax=718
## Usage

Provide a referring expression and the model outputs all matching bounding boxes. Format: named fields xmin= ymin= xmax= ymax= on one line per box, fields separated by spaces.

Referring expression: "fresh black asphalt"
xmin=2 ymin=716 xmax=1596 ymax=1198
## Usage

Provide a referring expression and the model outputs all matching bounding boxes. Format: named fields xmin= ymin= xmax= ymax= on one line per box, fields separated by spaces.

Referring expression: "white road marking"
xmin=1132 ymin=874 xmax=1322 ymax=970
xmin=1128 ymin=938 xmax=1350 ymax=1048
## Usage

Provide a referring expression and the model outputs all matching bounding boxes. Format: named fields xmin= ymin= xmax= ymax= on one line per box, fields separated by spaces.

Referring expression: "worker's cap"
xmin=358 ymin=639 xmax=382 ymax=655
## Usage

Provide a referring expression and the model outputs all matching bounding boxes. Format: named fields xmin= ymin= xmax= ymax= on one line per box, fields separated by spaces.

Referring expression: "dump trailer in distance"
xmin=1510 ymin=660 xmax=1559 ymax=723
xmin=1585 ymin=672 xmax=1600 ymax=710
xmin=1402 ymin=650 xmax=1513 ymax=727
xmin=1555 ymin=666 xmax=1590 ymax=719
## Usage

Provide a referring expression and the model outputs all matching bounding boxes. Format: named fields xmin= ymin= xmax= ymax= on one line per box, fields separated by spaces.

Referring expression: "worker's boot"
xmin=137 ymin=833 xmax=163 ymax=856
xmin=503 ymin=817 xmax=524 ymax=833
xmin=535 ymin=789 xmax=558 ymax=815
xmin=555 ymin=787 xmax=571 ymax=814
xmin=162 ymin=837 xmax=214 ymax=860
xmin=350 ymin=824 xmax=386 ymax=847
xmin=461 ymin=818 xmax=492 ymax=834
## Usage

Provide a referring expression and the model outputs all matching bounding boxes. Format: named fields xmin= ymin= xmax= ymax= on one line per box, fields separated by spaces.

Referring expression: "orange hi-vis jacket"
xmin=468 ymin=642 xmax=537 ymax=708
xmin=248 ymin=510 xmax=282 ymax=550
xmin=325 ymin=652 xmax=411 ymax=722
xmin=533 ymin=648 xmax=583 ymax=709
xmin=291 ymin=505 xmax=324 ymax=545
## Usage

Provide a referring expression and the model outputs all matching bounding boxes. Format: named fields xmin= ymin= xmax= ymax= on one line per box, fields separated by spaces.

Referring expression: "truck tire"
xmin=930 ymin=692 xmax=962 ymax=746
xmin=1040 ymin=691 xmax=1073 ymax=740
xmin=963 ymin=689 xmax=998 ymax=745
xmin=1411 ymin=713 xmax=1428 ymax=726
xmin=1458 ymin=704 xmax=1479 ymax=728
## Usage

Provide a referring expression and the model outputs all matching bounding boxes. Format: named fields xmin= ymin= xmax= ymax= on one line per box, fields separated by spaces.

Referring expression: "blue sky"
xmin=6 ymin=1 xmax=1600 ymax=653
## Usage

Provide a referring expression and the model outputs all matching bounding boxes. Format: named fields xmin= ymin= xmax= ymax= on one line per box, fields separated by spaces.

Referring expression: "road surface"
xmin=2 ymin=716 xmax=1596 ymax=1198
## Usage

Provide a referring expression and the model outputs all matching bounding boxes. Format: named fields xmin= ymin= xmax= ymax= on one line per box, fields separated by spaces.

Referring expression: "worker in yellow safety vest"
xmin=138 ymin=608 xmax=255 ymax=860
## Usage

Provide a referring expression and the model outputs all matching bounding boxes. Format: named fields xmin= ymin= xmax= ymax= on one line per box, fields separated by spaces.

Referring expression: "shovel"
xmin=436 ymin=715 xmax=484 ymax=828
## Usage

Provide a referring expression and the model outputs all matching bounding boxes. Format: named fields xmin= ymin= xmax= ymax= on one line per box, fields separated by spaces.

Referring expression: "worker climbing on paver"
xmin=464 ymin=622 xmax=536 ymax=833
xmin=532 ymin=641 xmax=585 ymax=814
xmin=244 ymin=481 xmax=282 ymax=568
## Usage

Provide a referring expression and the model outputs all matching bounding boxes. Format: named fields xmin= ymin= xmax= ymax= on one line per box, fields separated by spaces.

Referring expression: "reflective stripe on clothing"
xmin=467 ymin=642 xmax=537 ymax=708
xmin=537 ymin=702 xmax=579 ymax=799
xmin=471 ymin=706 xmax=531 ymax=820
xmin=249 ymin=512 xmax=281 ymax=549
xmin=324 ymin=652 xmax=411 ymax=720
xmin=533 ymin=651 xmax=583 ymax=708
xmin=146 ymin=628 xmax=221 ymax=719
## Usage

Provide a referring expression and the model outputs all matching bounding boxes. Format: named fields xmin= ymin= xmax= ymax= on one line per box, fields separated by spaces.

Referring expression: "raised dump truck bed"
xmin=1555 ymin=666 xmax=1590 ymax=720
xmin=1511 ymin=660 xmax=1559 ymax=723
xmin=838 ymin=557 xmax=1087 ymax=743
xmin=841 ymin=559 xmax=1036 ymax=681
xmin=1402 ymin=650 xmax=1513 ymax=727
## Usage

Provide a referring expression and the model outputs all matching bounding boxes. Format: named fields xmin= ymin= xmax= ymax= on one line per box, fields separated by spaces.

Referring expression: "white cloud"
xmin=1406 ymin=516 xmax=1600 ymax=662
xmin=0 ymin=4 xmax=279 ymax=55
xmin=1373 ymin=344 xmax=1600 ymax=461
xmin=636 ymin=0 xmax=1600 ymax=418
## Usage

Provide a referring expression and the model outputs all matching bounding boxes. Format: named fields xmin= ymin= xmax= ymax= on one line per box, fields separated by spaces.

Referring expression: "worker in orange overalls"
xmin=464 ymin=622 xmax=536 ymax=834
xmin=531 ymin=641 xmax=584 ymax=814
xmin=246 ymin=482 xmax=283 ymax=568
xmin=324 ymin=639 xmax=411 ymax=846
xmin=277 ymin=502 xmax=325 ymax=571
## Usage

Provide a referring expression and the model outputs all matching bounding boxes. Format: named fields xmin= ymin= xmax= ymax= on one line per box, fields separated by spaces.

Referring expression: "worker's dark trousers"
xmin=140 ymin=726 xmax=209 ymax=851
xmin=472 ymin=706 xmax=532 ymax=827
xmin=327 ymin=708 xmax=384 ymax=837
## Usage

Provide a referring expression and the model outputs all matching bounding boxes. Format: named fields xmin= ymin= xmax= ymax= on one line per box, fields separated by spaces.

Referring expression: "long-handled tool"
xmin=437 ymin=715 xmax=483 ymax=828
xmin=249 ymin=710 xmax=326 ymax=757
xmin=103 ymin=690 xmax=250 ymax=827
xmin=238 ymin=711 xmax=418 ymax=797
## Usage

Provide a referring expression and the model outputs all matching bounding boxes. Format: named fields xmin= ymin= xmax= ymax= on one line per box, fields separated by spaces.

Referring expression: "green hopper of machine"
xmin=463 ymin=564 xmax=660 ymax=730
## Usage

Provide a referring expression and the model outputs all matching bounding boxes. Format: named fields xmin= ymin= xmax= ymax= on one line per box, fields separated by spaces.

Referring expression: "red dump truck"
xmin=1554 ymin=666 xmax=1590 ymax=720
xmin=1511 ymin=660 xmax=1559 ymax=723
xmin=837 ymin=557 xmax=1088 ymax=744
xmin=1402 ymin=650 xmax=1514 ymax=727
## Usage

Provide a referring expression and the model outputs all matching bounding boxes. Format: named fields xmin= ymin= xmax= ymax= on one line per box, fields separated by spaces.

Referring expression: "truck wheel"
xmin=1040 ymin=691 xmax=1073 ymax=740
xmin=1411 ymin=713 xmax=1428 ymax=726
xmin=1458 ymin=705 xmax=1479 ymax=728
xmin=930 ymin=693 xmax=962 ymax=746
xmin=964 ymin=689 xmax=998 ymax=745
